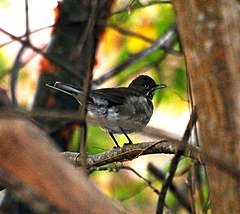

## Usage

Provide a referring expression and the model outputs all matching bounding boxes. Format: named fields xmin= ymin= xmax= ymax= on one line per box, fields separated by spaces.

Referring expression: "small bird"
xmin=46 ymin=75 xmax=166 ymax=147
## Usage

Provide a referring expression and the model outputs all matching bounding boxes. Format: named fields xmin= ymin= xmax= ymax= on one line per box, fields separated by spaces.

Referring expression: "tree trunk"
xmin=32 ymin=0 xmax=112 ymax=149
xmin=173 ymin=0 xmax=240 ymax=213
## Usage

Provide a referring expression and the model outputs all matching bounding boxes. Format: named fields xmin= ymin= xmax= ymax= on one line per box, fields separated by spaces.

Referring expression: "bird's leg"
xmin=121 ymin=129 xmax=133 ymax=145
xmin=109 ymin=132 xmax=120 ymax=148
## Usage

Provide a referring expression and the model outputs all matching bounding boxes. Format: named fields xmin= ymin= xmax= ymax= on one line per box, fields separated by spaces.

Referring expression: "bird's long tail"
xmin=46 ymin=82 xmax=83 ymax=99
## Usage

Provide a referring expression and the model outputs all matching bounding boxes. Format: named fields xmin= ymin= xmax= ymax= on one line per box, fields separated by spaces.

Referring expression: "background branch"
xmin=0 ymin=119 xmax=121 ymax=213
xmin=92 ymin=22 xmax=177 ymax=86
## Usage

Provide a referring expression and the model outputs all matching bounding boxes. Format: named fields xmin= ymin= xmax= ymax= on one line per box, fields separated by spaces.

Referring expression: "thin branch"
xmin=156 ymin=107 xmax=197 ymax=214
xmin=109 ymin=1 xmax=172 ymax=17
xmin=105 ymin=22 xmax=154 ymax=43
xmin=148 ymin=163 xmax=192 ymax=213
xmin=0 ymin=28 xmax=83 ymax=80
xmin=92 ymin=22 xmax=177 ymax=86
xmin=10 ymin=45 xmax=26 ymax=108
xmin=25 ymin=0 xmax=30 ymax=43
xmin=89 ymin=165 xmax=160 ymax=195
xmin=78 ymin=0 xmax=98 ymax=168
xmin=10 ymin=0 xmax=30 ymax=109
xmin=116 ymin=52 xmax=168 ymax=86
xmin=0 ymin=25 xmax=54 ymax=48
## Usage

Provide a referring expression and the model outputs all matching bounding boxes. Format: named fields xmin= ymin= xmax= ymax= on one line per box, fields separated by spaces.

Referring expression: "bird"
xmin=46 ymin=75 xmax=166 ymax=147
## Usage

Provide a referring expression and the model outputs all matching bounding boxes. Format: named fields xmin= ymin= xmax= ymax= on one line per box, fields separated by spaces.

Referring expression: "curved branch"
xmin=62 ymin=139 xmax=201 ymax=167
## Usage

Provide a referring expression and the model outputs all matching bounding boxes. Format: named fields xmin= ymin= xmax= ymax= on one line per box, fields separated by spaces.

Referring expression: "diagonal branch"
xmin=105 ymin=22 xmax=154 ymax=43
xmin=148 ymin=163 xmax=192 ymax=213
xmin=92 ymin=22 xmax=177 ymax=86
xmin=0 ymin=28 xmax=83 ymax=80
xmin=89 ymin=165 xmax=160 ymax=195
xmin=109 ymin=1 xmax=172 ymax=17
xmin=156 ymin=107 xmax=197 ymax=214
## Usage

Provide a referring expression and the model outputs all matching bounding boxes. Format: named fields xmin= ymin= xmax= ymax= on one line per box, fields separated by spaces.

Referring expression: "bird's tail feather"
xmin=46 ymin=82 xmax=83 ymax=98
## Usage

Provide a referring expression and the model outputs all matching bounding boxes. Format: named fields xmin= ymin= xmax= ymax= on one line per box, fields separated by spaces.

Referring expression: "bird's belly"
xmin=89 ymin=97 xmax=153 ymax=134
xmin=106 ymin=115 xmax=151 ymax=134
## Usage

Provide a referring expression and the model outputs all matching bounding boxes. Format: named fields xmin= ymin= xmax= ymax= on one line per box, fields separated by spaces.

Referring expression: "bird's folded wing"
xmin=90 ymin=88 xmax=141 ymax=106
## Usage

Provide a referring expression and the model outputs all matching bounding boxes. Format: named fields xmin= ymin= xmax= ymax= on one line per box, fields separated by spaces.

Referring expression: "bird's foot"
xmin=123 ymin=141 xmax=133 ymax=146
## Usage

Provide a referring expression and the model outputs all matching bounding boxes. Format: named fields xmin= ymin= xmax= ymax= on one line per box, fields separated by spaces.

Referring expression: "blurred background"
xmin=0 ymin=1 xmax=204 ymax=213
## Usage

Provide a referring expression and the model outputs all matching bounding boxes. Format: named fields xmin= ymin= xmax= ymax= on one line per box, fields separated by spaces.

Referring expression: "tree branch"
xmin=0 ymin=119 xmax=121 ymax=213
xmin=92 ymin=22 xmax=177 ymax=86
xmin=62 ymin=139 xmax=201 ymax=167
xmin=148 ymin=163 xmax=192 ymax=213
xmin=156 ymin=107 xmax=197 ymax=213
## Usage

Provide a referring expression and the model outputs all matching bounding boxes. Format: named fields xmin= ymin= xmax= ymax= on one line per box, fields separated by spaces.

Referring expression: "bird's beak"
xmin=147 ymin=83 xmax=166 ymax=99
xmin=155 ymin=83 xmax=167 ymax=90
xmin=149 ymin=83 xmax=166 ymax=94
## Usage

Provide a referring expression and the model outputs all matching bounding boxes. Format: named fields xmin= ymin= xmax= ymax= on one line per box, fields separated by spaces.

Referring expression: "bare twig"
xmin=105 ymin=22 xmax=154 ymax=43
xmin=10 ymin=45 xmax=26 ymax=108
xmin=78 ymin=0 xmax=98 ymax=169
xmin=10 ymin=0 xmax=31 ymax=109
xmin=0 ymin=25 xmax=53 ymax=48
xmin=25 ymin=0 xmax=30 ymax=43
xmin=92 ymin=22 xmax=177 ymax=86
xmin=89 ymin=165 xmax=160 ymax=195
xmin=115 ymin=52 xmax=168 ymax=86
xmin=0 ymin=28 xmax=83 ymax=80
xmin=109 ymin=1 xmax=172 ymax=17
xmin=148 ymin=163 xmax=192 ymax=213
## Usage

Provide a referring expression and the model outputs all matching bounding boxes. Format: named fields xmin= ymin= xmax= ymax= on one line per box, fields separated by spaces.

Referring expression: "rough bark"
xmin=0 ymin=119 xmax=121 ymax=214
xmin=173 ymin=0 xmax=240 ymax=213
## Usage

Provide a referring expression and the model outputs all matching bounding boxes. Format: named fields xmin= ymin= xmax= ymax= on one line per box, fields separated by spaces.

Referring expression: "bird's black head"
xmin=128 ymin=75 xmax=166 ymax=99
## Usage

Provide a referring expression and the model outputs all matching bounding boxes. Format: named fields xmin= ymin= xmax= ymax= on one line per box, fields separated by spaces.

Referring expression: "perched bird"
xmin=46 ymin=75 xmax=166 ymax=147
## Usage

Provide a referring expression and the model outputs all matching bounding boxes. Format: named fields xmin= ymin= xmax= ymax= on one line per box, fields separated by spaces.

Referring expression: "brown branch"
xmin=77 ymin=0 xmax=98 ymax=168
xmin=62 ymin=139 xmax=201 ymax=167
xmin=148 ymin=163 xmax=192 ymax=213
xmin=0 ymin=119 xmax=121 ymax=213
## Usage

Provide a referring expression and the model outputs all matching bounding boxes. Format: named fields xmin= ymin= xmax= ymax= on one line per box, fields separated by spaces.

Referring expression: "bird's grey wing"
xmin=90 ymin=87 xmax=134 ymax=107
